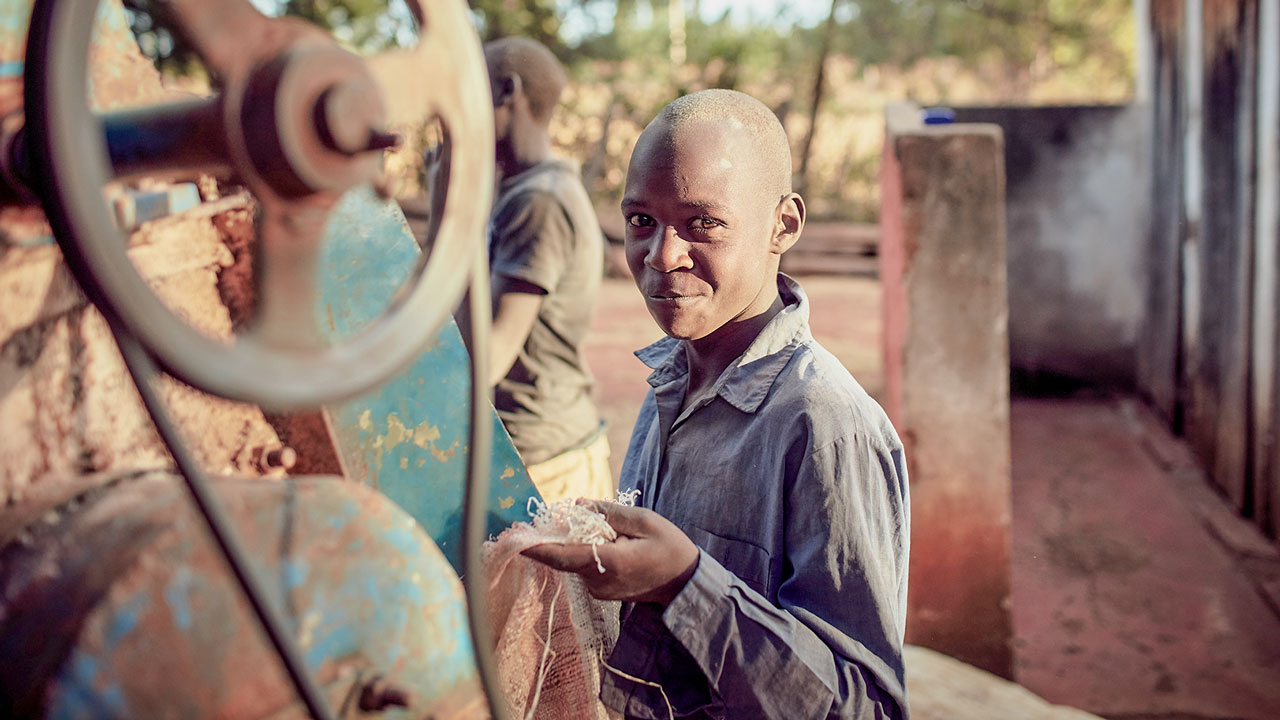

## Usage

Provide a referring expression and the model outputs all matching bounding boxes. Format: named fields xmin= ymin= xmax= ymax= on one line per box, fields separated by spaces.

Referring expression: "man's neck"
xmin=497 ymin=128 xmax=553 ymax=178
xmin=682 ymin=290 xmax=785 ymax=405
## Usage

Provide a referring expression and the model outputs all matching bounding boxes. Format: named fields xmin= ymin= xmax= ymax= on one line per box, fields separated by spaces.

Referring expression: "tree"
xmin=796 ymin=0 xmax=841 ymax=197
xmin=123 ymin=0 xmax=419 ymax=76
xmin=468 ymin=0 xmax=566 ymax=57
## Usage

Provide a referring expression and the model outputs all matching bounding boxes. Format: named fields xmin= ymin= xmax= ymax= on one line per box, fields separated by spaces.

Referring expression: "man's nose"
xmin=646 ymin=226 xmax=693 ymax=272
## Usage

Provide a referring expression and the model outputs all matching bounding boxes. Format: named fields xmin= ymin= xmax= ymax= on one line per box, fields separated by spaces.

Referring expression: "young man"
xmin=482 ymin=38 xmax=610 ymax=502
xmin=524 ymin=90 xmax=910 ymax=719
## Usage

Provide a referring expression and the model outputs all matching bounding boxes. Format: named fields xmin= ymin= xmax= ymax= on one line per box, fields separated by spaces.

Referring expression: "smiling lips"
xmin=645 ymin=280 xmax=701 ymax=300
xmin=648 ymin=291 xmax=698 ymax=302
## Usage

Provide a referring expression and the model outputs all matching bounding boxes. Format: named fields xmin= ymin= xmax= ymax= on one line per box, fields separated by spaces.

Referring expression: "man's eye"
xmin=692 ymin=216 xmax=721 ymax=230
xmin=627 ymin=214 xmax=655 ymax=228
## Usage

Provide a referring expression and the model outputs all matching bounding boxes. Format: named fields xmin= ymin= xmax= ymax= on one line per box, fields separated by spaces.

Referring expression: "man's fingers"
xmin=569 ymin=499 xmax=650 ymax=538
xmin=594 ymin=502 xmax=656 ymax=538
xmin=521 ymin=542 xmax=603 ymax=574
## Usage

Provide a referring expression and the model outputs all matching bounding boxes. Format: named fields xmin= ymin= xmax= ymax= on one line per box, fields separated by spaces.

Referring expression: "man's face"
xmin=622 ymin=122 xmax=780 ymax=342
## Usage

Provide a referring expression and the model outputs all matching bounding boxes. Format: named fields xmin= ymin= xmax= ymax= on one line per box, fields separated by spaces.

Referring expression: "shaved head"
xmin=484 ymin=37 xmax=566 ymax=123
xmin=646 ymin=89 xmax=792 ymax=201
xmin=622 ymin=89 xmax=806 ymax=347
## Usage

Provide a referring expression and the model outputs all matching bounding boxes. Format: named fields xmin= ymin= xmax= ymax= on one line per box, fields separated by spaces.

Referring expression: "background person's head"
xmin=622 ymin=89 xmax=805 ymax=347
xmin=483 ymin=37 xmax=566 ymax=173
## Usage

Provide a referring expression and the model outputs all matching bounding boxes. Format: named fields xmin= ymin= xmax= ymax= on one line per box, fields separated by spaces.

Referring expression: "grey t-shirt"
xmin=488 ymin=158 xmax=603 ymax=465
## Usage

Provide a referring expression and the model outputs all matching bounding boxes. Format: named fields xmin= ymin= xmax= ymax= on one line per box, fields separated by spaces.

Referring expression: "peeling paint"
xmin=298 ymin=609 xmax=322 ymax=650
xmin=382 ymin=413 xmax=409 ymax=450
xmin=315 ymin=187 xmax=540 ymax=572
xmin=431 ymin=441 xmax=459 ymax=463
xmin=163 ymin=566 xmax=195 ymax=630
xmin=498 ymin=496 xmax=515 ymax=510
xmin=105 ymin=592 xmax=148 ymax=646
xmin=413 ymin=420 xmax=441 ymax=449
xmin=283 ymin=559 xmax=310 ymax=590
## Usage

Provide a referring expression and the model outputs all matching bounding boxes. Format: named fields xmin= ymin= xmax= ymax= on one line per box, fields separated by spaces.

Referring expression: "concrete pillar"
xmin=879 ymin=105 xmax=1013 ymax=678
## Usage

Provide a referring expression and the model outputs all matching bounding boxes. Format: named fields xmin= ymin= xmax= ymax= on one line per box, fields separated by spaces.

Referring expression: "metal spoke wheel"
xmin=24 ymin=0 xmax=493 ymax=410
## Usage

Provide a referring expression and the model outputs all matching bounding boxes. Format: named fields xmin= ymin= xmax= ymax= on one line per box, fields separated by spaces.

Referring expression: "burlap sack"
xmin=482 ymin=498 xmax=629 ymax=720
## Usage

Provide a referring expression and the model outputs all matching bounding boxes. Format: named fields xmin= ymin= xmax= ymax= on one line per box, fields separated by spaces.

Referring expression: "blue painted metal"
xmin=0 ymin=472 xmax=484 ymax=718
xmin=113 ymin=183 xmax=201 ymax=230
xmin=318 ymin=186 xmax=539 ymax=573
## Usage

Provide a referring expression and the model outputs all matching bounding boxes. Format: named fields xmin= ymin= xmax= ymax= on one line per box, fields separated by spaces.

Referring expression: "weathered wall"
xmin=1140 ymin=0 xmax=1280 ymax=539
xmin=881 ymin=106 xmax=1013 ymax=678
xmin=951 ymin=105 xmax=1151 ymax=390
xmin=1140 ymin=0 xmax=1186 ymax=425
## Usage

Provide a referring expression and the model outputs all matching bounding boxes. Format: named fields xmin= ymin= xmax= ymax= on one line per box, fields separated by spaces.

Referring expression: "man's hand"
xmin=522 ymin=501 xmax=700 ymax=605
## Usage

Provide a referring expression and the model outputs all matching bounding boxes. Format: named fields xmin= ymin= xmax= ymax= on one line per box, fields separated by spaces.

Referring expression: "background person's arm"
xmin=482 ymin=188 xmax=573 ymax=384
xmin=487 ymin=276 xmax=544 ymax=385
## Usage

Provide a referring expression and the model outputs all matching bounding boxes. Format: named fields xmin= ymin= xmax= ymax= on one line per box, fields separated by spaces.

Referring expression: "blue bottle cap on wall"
xmin=921 ymin=107 xmax=956 ymax=125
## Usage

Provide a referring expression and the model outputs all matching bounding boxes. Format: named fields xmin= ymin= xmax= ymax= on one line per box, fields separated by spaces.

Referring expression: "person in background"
xmin=480 ymin=37 xmax=611 ymax=502
xmin=524 ymin=89 xmax=910 ymax=719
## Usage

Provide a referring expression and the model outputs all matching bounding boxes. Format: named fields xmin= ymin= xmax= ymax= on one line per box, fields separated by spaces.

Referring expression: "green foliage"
xmin=280 ymin=0 xmax=416 ymax=51
xmin=830 ymin=0 xmax=1134 ymax=93
xmin=469 ymin=0 xmax=566 ymax=56
xmin=122 ymin=0 xmax=416 ymax=76
xmin=120 ymin=0 xmax=1135 ymax=221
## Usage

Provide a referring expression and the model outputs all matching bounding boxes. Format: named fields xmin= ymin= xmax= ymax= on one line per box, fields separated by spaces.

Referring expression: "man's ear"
xmin=494 ymin=73 xmax=522 ymax=107
xmin=770 ymin=193 xmax=805 ymax=255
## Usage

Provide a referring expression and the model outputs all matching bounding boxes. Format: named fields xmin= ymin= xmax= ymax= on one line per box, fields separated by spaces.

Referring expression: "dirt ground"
xmin=583 ymin=273 xmax=1280 ymax=720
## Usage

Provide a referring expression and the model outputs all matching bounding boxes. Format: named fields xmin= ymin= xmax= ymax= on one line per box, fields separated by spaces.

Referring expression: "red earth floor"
xmin=584 ymin=273 xmax=1280 ymax=720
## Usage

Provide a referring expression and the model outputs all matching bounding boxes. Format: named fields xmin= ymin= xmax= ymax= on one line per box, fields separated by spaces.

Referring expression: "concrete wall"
xmin=880 ymin=106 xmax=1014 ymax=678
xmin=951 ymin=105 xmax=1151 ymax=390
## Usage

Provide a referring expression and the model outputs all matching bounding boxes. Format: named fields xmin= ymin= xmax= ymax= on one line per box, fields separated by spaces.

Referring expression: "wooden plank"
xmin=1180 ymin=0 xmax=1205 ymax=453
xmin=1186 ymin=0 xmax=1254 ymax=511
xmin=1254 ymin=0 xmax=1280 ymax=538
xmin=1138 ymin=0 xmax=1186 ymax=422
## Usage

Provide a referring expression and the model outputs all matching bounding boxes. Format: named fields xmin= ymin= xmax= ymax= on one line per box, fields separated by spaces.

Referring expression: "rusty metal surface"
xmin=0 ymin=470 xmax=486 ymax=718
xmin=0 ymin=211 xmax=290 ymax=504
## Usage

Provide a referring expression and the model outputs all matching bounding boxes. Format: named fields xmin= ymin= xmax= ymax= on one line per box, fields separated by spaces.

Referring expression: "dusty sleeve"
xmin=489 ymin=189 xmax=574 ymax=294
xmin=660 ymin=434 xmax=910 ymax=719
